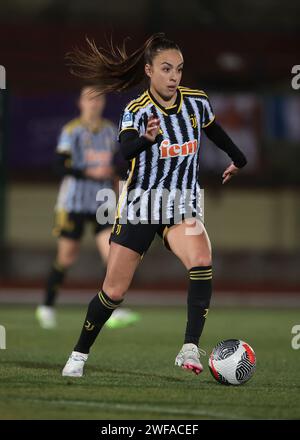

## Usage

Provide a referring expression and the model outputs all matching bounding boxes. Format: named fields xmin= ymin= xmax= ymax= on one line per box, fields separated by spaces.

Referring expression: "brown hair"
xmin=67 ymin=33 xmax=181 ymax=94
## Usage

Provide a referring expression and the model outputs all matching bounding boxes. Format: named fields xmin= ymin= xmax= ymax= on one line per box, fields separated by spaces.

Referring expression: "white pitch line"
xmin=8 ymin=396 xmax=250 ymax=420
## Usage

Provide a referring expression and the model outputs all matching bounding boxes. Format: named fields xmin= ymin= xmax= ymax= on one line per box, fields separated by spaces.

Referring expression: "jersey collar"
xmin=147 ymin=88 xmax=182 ymax=116
xmin=80 ymin=118 xmax=104 ymax=133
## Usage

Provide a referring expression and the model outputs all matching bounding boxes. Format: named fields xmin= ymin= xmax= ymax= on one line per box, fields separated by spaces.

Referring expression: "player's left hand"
xmin=222 ymin=163 xmax=239 ymax=184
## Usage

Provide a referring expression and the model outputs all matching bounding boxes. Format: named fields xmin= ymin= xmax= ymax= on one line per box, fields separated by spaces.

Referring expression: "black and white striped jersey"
xmin=117 ymin=86 xmax=215 ymax=223
xmin=55 ymin=118 xmax=118 ymax=214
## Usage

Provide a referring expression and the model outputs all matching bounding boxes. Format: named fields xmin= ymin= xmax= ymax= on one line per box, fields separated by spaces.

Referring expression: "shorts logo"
xmin=159 ymin=138 xmax=198 ymax=159
xmin=122 ymin=111 xmax=133 ymax=128
xmin=116 ymin=224 xmax=122 ymax=235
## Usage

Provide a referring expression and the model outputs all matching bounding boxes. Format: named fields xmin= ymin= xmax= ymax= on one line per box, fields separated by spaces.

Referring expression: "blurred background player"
xmin=36 ymin=86 xmax=139 ymax=330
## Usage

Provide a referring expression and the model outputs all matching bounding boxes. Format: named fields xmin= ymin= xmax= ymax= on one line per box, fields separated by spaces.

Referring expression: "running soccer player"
xmin=62 ymin=33 xmax=247 ymax=377
xmin=36 ymin=86 xmax=139 ymax=330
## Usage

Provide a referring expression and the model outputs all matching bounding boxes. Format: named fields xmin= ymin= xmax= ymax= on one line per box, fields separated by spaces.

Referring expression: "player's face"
xmin=145 ymin=49 xmax=184 ymax=100
xmin=78 ymin=87 xmax=106 ymax=118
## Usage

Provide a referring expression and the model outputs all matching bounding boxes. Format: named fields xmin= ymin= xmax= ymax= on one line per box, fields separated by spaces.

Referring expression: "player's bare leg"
xmin=95 ymin=228 xmax=111 ymax=263
xmin=166 ymin=219 xmax=212 ymax=375
xmin=102 ymin=242 xmax=141 ymax=300
xmin=166 ymin=219 xmax=212 ymax=269
xmin=95 ymin=229 xmax=141 ymax=329
xmin=62 ymin=242 xmax=141 ymax=376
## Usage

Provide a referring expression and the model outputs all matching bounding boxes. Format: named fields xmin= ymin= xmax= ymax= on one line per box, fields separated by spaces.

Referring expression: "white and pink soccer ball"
xmin=209 ymin=339 xmax=256 ymax=385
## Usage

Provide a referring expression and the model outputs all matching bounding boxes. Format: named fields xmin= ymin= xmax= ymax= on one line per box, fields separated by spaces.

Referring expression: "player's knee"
xmin=58 ymin=239 xmax=80 ymax=263
xmin=102 ymin=280 xmax=128 ymax=301
xmin=105 ymin=288 xmax=126 ymax=302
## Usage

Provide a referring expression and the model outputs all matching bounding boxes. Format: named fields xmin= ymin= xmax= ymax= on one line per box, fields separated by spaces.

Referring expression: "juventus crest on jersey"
xmin=117 ymin=86 xmax=215 ymax=223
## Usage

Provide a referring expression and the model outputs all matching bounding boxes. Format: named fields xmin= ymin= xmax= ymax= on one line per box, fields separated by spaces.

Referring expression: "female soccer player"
xmin=62 ymin=33 xmax=247 ymax=377
xmin=36 ymin=86 xmax=138 ymax=330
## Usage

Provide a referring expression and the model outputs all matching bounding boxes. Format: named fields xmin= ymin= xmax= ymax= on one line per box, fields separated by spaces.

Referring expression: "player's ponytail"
xmin=66 ymin=33 xmax=181 ymax=94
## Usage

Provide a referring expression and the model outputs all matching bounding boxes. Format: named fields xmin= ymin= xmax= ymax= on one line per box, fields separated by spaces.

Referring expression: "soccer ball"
xmin=208 ymin=339 xmax=256 ymax=385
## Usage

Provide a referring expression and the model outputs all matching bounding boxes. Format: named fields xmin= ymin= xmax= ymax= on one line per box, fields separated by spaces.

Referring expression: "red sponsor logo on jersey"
xmin=159 ymin=139 xmax=197 ymax=159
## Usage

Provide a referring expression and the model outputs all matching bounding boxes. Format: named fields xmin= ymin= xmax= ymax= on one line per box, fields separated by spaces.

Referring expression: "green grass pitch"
xmin=0 ymin=304 xmax=299 ymax=420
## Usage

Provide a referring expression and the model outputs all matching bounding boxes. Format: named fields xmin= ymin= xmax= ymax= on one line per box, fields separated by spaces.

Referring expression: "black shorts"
xmin=53 ymin=210 xmax=110 ymax=240
xmin=109 ymin=217 xmax=178 ymax=255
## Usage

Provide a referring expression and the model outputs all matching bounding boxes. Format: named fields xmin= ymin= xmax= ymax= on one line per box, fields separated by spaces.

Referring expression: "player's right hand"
xmin=144 ymin=114 xmax=160 ymax=142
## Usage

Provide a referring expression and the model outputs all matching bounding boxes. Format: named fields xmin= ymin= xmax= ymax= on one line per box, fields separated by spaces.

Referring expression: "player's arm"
xmin=201 ymin=93 xmax=247 ymax=184
xmin=119 ymin=115 xmax=160 ymax=160
xmin=113 ymin=142 xmax=128 ymax=180
xmin=54 ymin=125 xmax=88 ymax=179
xmin=203 ymin=120 xmax=247 ymax=184
xmin=54 ymin=152 xmax=112 ymax=181
xmin=120 ymin=130 xmax=154 ymax=160
xmin=203 ymin=120 xmax=247 ymax=169
xmin=53 ymin=151 xmax=85 ymax=179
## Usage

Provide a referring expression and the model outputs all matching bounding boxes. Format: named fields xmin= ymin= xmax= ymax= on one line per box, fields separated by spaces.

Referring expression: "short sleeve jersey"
xmin=55 ymin=118 xmax=118 ymax=214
